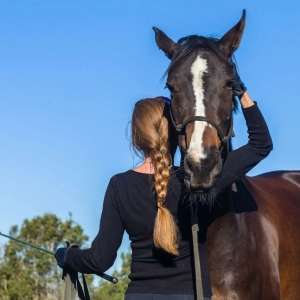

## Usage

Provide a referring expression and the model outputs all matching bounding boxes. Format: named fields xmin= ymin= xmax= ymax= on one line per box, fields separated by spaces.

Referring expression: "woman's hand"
xmin=54 ymin=241 xmax=70 ymax=268
xmin=231 ymin=63 xmax=254 ymax=108
xmin=231 ymin=62 xmax=247 ymax=97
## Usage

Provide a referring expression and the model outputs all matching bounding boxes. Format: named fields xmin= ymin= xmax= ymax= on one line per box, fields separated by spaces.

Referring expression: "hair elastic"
xmin=157 ymin=197 xmax=166 ymax=208
xmin=156 ymin=96 xmax=171 ymax=105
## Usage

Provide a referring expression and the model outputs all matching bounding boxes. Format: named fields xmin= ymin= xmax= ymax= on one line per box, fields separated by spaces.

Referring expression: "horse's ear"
xmin=217 ymin=9 xmax=246 ymax=56
xmin=153 ymin=27 xmax=181 ymax=60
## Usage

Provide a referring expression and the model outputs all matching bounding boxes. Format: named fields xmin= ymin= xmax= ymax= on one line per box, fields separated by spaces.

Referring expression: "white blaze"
xmin=189 ymin=56 xmax=208 ymax=162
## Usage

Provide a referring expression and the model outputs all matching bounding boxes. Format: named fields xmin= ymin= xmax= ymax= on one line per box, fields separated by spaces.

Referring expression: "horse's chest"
xmin=206 ymin=211 xmax=280 ymax=300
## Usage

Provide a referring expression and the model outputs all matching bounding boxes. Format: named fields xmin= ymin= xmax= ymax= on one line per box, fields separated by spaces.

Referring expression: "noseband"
xmin=169 ymin=105 xmax=234 ymax=151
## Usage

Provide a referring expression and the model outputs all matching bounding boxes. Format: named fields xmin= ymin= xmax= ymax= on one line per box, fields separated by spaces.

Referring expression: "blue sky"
xmin=0 ymin=1 xmax=300 ymax=273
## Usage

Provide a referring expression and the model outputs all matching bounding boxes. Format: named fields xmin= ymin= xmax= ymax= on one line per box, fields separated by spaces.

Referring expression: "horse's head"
xmin=153 ymin=10 xmax=246 ymax=192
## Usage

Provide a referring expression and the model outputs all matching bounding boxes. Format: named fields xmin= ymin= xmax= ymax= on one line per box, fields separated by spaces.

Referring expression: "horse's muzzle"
xmin=184 ymin=150 xmax=222 ymax=191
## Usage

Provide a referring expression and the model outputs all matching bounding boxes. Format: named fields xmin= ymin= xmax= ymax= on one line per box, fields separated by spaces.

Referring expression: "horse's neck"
xmin=210 ymin=187 xmax=233 ymax=220
xmin=208 ymin=140 xmax=237 ymax=220
xmin=210 ymin=178 xmax=258 ymax=222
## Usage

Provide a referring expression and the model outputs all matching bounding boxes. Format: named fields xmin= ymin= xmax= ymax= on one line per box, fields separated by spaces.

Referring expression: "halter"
xmin=169 ymin=105 xmax=234 ymax=151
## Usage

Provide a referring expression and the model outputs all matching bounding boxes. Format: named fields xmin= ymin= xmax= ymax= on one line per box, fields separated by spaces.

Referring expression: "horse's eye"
xmin=166 ymin=84 xmax=176 ymax=94
xmin=165 ymin=85 xmax=176 ymax=99
xmin=224 ymin=80 xmax=234 ymax=90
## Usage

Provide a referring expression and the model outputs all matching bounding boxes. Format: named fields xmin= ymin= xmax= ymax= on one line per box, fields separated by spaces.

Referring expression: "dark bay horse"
xmin=153 ymin=10 xmax=300 ymax=300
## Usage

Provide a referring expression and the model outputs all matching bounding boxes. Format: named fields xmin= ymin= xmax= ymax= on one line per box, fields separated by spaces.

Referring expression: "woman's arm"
xmin=65 ymin=178 xmax=125 ymax=274
xmin=239 ymin=91 xmax=254 ymax=108
xmin=213 ymin=93 xmax=273 ymax=192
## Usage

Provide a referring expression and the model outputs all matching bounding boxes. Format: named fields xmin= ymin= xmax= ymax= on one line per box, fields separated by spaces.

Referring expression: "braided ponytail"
xmin=132 ymin=97 xmax=180 ymax=255
xmin=152 ymin=115 xmax=179 ymax=256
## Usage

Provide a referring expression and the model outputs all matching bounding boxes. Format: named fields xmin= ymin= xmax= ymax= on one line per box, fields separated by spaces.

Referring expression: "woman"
xmin=55 ymin=66 xmax=272 ymax=300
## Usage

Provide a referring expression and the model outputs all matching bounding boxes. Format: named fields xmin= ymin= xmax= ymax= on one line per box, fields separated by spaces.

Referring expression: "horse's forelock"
xmin=165 ymin=35 xmax=238 ymax=75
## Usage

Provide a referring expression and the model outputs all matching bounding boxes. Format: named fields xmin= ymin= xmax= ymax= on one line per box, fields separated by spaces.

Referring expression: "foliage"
xmin=0 ymin=213 xmax=88 ymax=300
xmin=92 ymin=250 xmax=131 ymax=300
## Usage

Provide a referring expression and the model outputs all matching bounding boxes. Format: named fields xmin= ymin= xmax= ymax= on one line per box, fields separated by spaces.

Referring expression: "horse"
xmin=153 ymin=10 xmax=300 ymax=300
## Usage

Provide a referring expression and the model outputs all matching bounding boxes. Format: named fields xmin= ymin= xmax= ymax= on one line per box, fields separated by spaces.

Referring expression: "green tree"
xmin=92 ymin=250 xmax=131 ymax=300
xmin=0 ymin=213 xmax=89 ymax=300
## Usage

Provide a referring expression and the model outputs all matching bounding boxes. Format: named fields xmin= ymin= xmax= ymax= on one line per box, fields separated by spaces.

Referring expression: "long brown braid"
xmin=131 ymin=98 xmax=179 ymax=255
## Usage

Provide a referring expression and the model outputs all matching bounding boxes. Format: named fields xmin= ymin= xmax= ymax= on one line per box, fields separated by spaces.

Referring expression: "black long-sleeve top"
xmin=66 ymin=103 xmax=272 ymax=296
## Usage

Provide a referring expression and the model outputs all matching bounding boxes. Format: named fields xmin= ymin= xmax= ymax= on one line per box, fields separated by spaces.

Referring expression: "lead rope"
xmin=191 ymin=202 xmax=204 ymax=300
xmin=61 ymin=245 xmax=90 ymax=300
xmin=62 ymin=267 xmax=91 ymax=300
xmin=61 ymin=269 xmax=77 ymax=300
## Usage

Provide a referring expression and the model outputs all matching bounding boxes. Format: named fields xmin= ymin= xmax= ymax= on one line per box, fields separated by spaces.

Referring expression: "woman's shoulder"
xmin=109 ymin=167 xmax=182 ymax=187
xmin=110 ymin=169 xmax=152 ymax=184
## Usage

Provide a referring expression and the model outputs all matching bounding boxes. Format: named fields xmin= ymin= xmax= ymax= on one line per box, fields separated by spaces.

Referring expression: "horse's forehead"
xmin=169 ymin=50 xmax=223 ymax=80
xmin=191 ymin=55 xmax=208 ymax=74
xmin=190 ymin=55 xmax=208 ymax=108
xmin=191 ymin=51 xmax=225 ymax=72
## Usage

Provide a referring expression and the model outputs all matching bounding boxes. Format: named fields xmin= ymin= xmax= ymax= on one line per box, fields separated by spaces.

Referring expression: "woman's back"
xmin=65 ymin=165 xmax=207 ymax=296
xmin=109 ymin=168 xmax=196 ymax=295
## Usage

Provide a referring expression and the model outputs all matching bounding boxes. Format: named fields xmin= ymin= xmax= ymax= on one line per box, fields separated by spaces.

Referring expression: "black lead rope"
xmin=64 ymin=245 xmax=91 ymax=300
xmin=190 ymin=202 xmax=204 ymax=300
xmin=62 ymin=267 xmax=91 ymax=300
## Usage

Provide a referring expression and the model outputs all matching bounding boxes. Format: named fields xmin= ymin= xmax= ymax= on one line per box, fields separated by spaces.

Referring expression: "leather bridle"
xmin=169 ymin=105 xmax=234 ymax=152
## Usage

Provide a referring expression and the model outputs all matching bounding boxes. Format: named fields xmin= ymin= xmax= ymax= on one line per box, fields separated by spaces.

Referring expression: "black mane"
xmin=165 ymin=35 xmax=228 ymax=74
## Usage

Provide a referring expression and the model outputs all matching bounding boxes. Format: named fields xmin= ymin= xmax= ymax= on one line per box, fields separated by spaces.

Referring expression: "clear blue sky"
xmin=1 ymin=1 xmax=299 ymax=273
